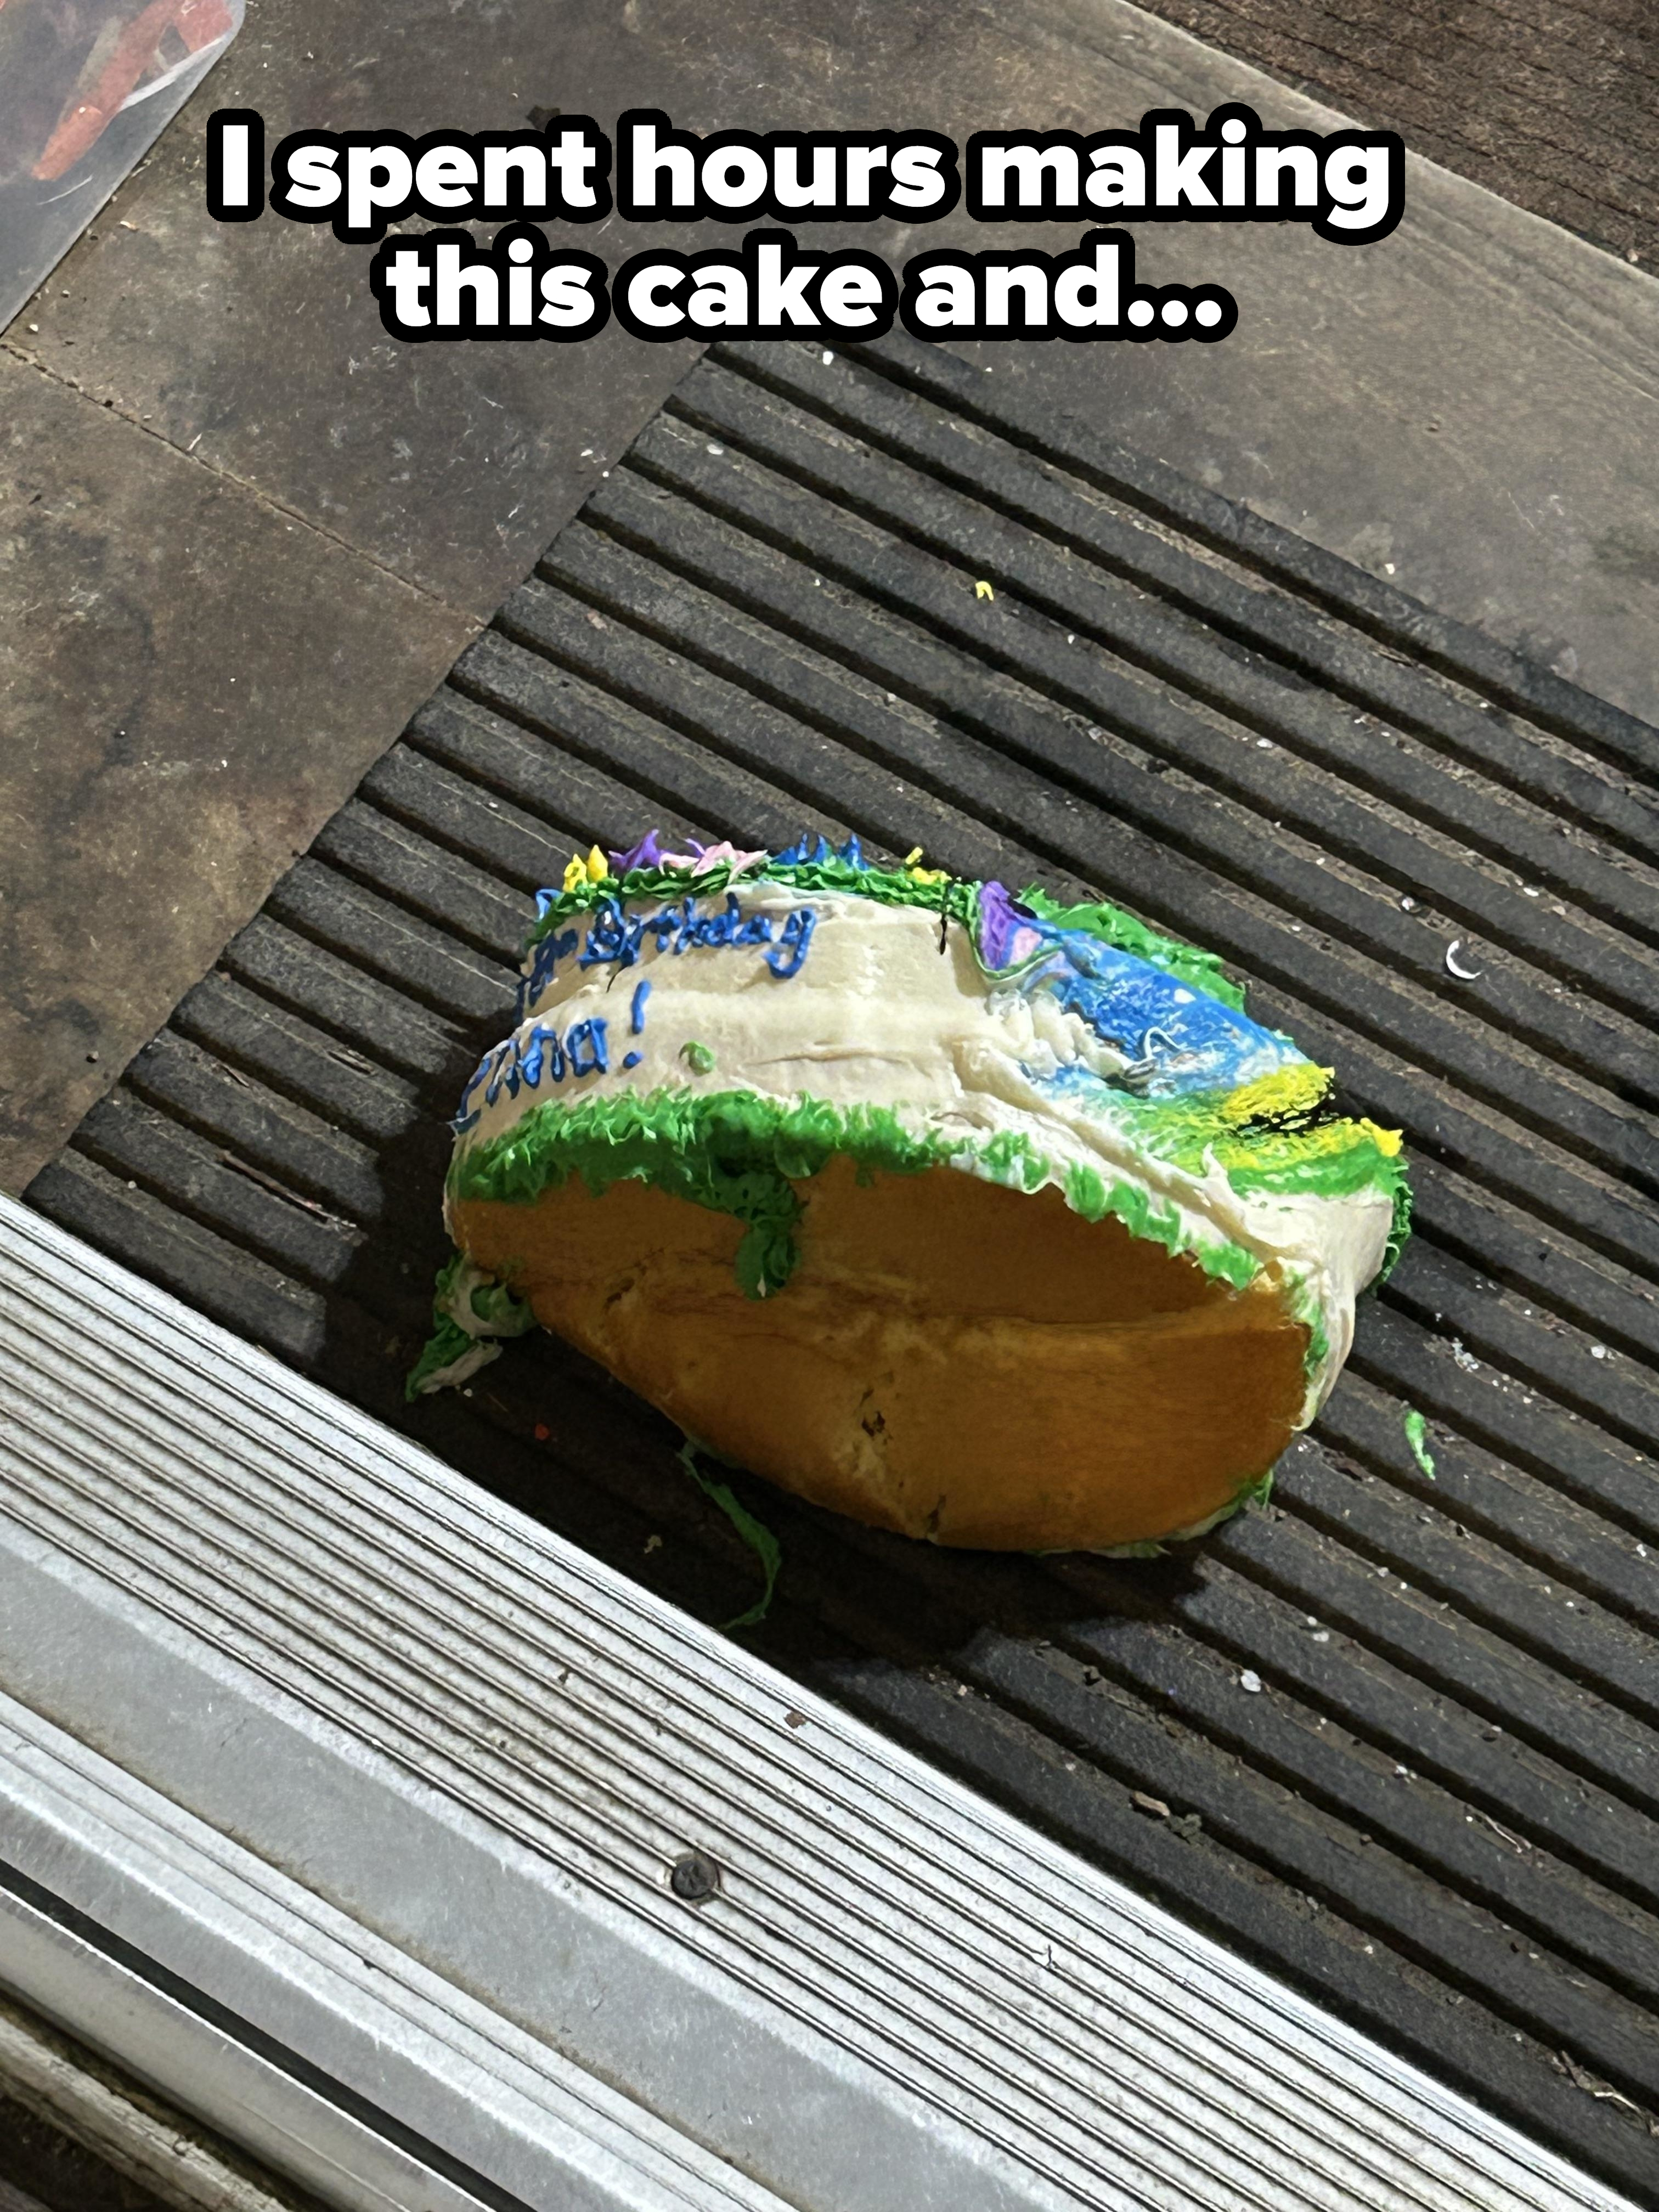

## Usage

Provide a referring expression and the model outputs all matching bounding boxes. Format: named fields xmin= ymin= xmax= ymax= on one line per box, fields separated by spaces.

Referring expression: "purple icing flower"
xmin=608 ymin=830 xmax=769 ymax=882
xmin=978 ymin=882 xmax=1043 ymax=970
xmin=609 ymin=830 xmax=668 ymax=876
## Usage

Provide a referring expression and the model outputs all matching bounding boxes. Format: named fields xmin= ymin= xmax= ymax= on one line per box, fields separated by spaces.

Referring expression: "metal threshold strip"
xmin=0 ymin=1192 xmax=1636 ymax=2212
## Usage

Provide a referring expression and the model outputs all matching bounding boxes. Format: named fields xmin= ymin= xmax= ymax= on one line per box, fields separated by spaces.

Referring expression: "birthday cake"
xmin=418 ymin=832 xmax=1408 ymax=1554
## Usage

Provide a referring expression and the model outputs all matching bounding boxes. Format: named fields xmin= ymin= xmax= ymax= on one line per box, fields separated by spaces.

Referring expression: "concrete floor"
xmin=1131 ymin=0 xmax=1659 ymax=270
xmin=2 ymin=0 xmax=1656 ymax=1195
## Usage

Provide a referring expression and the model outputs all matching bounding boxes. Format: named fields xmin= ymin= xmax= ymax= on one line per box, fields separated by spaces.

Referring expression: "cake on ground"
xmin=416 ymin=833 xmax=1408 ymax=1554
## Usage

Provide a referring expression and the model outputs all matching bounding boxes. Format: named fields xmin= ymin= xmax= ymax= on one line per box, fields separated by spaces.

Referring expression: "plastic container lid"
xmin=0 ymin=0 xmax=244 ymax=330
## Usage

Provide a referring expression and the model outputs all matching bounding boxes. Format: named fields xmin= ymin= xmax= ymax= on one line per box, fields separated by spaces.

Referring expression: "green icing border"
xmin=448 ymin=1084 xmax=1264 ymax=1302
xmin=1284 ymin=1271 xmax=1333 ymax=1380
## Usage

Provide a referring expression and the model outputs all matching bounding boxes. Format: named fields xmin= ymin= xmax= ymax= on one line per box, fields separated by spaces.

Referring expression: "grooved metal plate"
xmin=0 ymin=1192 xmax=1640 ymax=2212
xmin=26 ymin=332 xmax=1659 ymax=2206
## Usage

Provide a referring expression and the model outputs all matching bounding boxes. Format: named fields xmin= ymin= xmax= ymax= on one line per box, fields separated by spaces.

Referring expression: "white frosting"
xmin=454 ymin=885 xmax=1396 ymax=1421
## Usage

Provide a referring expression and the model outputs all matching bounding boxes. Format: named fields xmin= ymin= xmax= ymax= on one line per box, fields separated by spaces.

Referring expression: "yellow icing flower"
xmin=562 ymin=844 xmax=611 ymax=893
xmin=1359 ymin=1119 xmax=1404 ymax=1157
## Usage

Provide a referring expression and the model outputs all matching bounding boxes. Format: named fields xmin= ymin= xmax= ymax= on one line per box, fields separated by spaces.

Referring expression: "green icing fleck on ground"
xmin=679 ymin=1438 xmax=781 ymax=1628
xmin=1403 ymin=1407 xmax=1437 ymax=1480
xmin=405 ymin=1251 xmax=535 ymax=1400
xmin=449 ymin=1085 xmax=1263 ymax=1300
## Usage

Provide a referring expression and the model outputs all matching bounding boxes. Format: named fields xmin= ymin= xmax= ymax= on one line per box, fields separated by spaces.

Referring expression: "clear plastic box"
xmin=0 ymin=0 xmax=244 ymax=329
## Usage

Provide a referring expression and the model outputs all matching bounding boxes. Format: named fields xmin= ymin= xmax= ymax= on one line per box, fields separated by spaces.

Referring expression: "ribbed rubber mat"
xmin=27 ymin=334 xmax=1659 ymax=2205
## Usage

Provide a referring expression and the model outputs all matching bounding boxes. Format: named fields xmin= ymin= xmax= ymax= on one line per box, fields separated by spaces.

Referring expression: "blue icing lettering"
xmin=578 ymin=898 xmax=648 ymax=970
xmin=694 ymin=893 xmax=744 ymax=947
xmin=518 ymin=1022 xmax=566 ymax=1090
xmin=630 ymin=979 xmax=652 ymax=1033
xmin=566 ymin=1018 xmax=610 ymax=1077
xmin=522 ymin=925 xmax=580 ymax=1016
xmin=565 ymin=893 xmax=814 ymax=980
xmin=766 ymin=905 xmax=817 ymax=979
xmin=458 ymin=1013 xmax=613 ymax=1123
xmin=483 ymin=1040 xmax=522 ymax=1108
xmin=623 ymin=1051 xmax=642 ymax=1069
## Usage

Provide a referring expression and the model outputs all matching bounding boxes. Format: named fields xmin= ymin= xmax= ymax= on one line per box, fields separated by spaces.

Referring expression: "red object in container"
xmin=0 ymin=0 xmax=243 ymax=328
xmin=33 ymin=0 xmax=235 ymax=178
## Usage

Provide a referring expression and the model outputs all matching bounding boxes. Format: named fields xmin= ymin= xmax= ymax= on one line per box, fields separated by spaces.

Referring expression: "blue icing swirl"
xmin=990 ymin=907 xmax=1302 ymax=1098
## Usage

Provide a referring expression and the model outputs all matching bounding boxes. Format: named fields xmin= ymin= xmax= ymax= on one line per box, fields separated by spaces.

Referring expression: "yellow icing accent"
xmin=562 ymin=854 xmax=588 ymax=893
xmin=1208 ymin=1110 xmax=1399 ymax=1182
xmin=909 ymin=867 xmax=948 ymax=886
xmin=585 ymin=844 xmax=608 ymax=882
xmin=974 ymin=579 xmax=995 ymax=601
xmin=903 ymin=847 xmax=924 ymax=866
xmin=1219 ymin=1064 xmax=1333 ymax=1126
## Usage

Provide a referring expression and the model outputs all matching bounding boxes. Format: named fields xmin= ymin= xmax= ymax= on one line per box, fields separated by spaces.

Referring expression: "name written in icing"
xmin=453 ymin=1014 xmax=610 ymax=1133
xmin=521 ymin=891 xmax=817 ymax=1013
